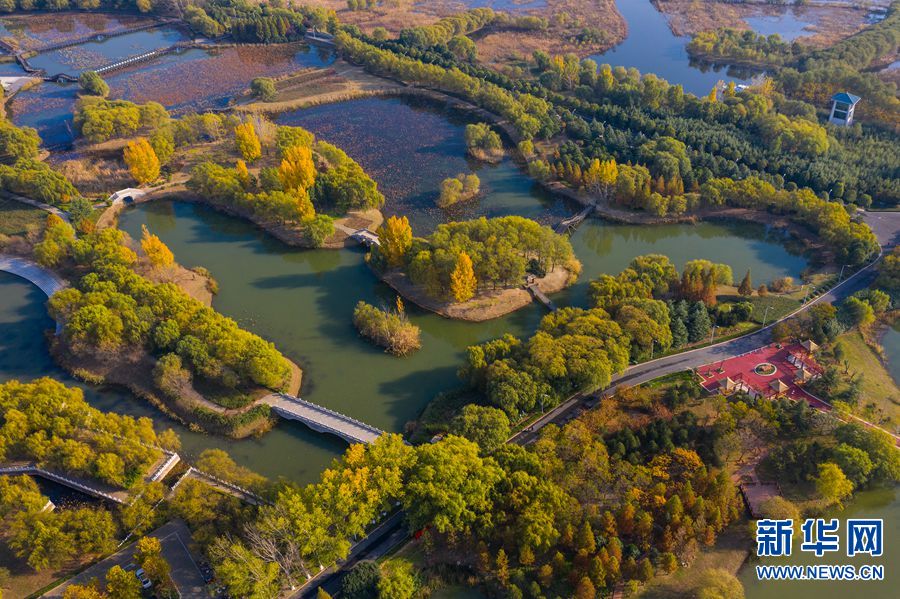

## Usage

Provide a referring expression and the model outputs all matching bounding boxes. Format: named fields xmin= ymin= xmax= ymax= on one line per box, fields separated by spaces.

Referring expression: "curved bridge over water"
xmin=0 ymin=254 xmax=66 ymax=298
xmin=263 ymin=392 xmax=384 ymax=445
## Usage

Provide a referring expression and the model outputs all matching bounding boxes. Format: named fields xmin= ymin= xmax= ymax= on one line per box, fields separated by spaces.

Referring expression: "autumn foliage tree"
xmin=123 ymin=138 xmax=160 ymax=185
xmin=234 ymin=121 xmax=262 ymax=163
xmin=450 ymin=252 xmax=477 ymax=302
xmin=140 ymin=225 xmax=174 ymax=269
xmin=278 ymin=144 xmax=316 ymax=191
xmin=376 ymin=215 xmax=413 ymax=268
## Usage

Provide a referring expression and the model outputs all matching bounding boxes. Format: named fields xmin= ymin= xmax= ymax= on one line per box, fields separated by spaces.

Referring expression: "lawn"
xmin=638 ymin=522 xmax=751 ymax=598
xmin=0 ymin=197 xmax=45 ymax=237
xmin=834 ymin=331 xmax=900 ymax=427
xmin=719 ymin=293 xmax=801 ymax=325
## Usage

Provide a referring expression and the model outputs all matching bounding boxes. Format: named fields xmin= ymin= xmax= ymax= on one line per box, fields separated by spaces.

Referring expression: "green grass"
xmin=834 ymin=331 xmax=899 ymax=426
xmin=0 ymin=197 xmax=45 ymax=236
xmin=719 ymin=293 xmax=802 ymax=324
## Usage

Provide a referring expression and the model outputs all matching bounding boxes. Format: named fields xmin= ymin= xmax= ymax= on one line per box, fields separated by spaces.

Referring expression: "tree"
xmin=234 ymin=122 xmax=262 ymax=163
xmin=575 ymin=576 xmax=596 ymax=599
xmin=123 ymin=138 xmax=160 ymax=185
xmin=695 ymin=568 xmax=744 ymax=599
xmin=450 ymin=252 xmax=477 ymax=303
xmin=376 ymin=216 xmax=412 ymax=268
xmin=450 ymin=405 xmax=510 ymax=453
xmin=687 ymin=301 xmax=712 ymax=343
xmin=403 ymin=435 xmax=502 ymax=534
xmin=316 ymin=588 xmax=333 ymax=599
xmin=840 ymin=297 xmax=875 ymax=328
xmin=278 ymin=144 xmax=316 ymax=190
xmin=78 ymin=71 xmax=108 ymax=97
xmin=377 ymin=559 xmax=416 ymax=599
xmin=738 ymin=269 xmax=753 ymax=296
xmin=815 ymin=462 xmax=854 ymax=507
xmin=251 ymin=77 xmax=277 ymax=102
xmin=342 ymin=560 xmax=380 ymax=598
xmin=140 ymin=225 xmax=174 ymax=269
xmin=105 ymin=565 xmax=141 ymax=599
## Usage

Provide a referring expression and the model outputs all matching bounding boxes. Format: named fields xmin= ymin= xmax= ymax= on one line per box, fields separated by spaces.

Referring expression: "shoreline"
xmin=374 ymin=263 xmax=575 ymax=322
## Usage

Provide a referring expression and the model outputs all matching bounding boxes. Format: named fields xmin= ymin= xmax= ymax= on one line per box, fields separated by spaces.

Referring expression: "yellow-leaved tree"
xmin=140 ymin=224 xmax=174 ymax=269
xmin=123 ymin=138 xmax=160 ymax=185
xmin=450 ymin=251 xmax=477 ymax=303
xmin=234 ymin=121 xmax=262 ymax=162
xmin=376 ymin=215 xmax=412 ymax=268
xmin=235 ymin=159 xmax=251 ymax=188
xmin=278 ymin=145 xmax=316 ymax=191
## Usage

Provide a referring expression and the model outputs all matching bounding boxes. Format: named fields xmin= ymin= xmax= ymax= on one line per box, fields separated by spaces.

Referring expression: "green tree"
xmin=450 ymin=404 xmax=510 ymax=453
xmin=377 ymin=559 xmax=416 ymax=599
xmin=738 ymin=269 xmax=753 ymax=296
xmin=375 ymin=216 xmax=412 ymax=268
xmin=342 ymin=560 xmax=380 ymax=598
xmin=815 ymin=462 xmax=854 ymax=507
xmin=78 ymin=71 xmax=109 ymax=97
xmin=403 ymin=436 xmax=502 ymax=534
xmin=105 ymin=565 xmax=141 ymax=599
xmin=251 ymin=77 xmax=277 ymax=102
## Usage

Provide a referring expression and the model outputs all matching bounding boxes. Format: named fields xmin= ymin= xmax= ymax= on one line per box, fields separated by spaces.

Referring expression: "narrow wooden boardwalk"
xmin=554 ymin=204 xmax=594 ymax=235
xmin=263 ymin=393 xmax=384 ymax=445
xmin=525 ymin=283 xmax=556 ymax=311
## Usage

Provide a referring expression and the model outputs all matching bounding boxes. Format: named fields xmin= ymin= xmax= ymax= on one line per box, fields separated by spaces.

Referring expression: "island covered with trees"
xmin=32 ymin=216 xmax=297 ymax=437
xmin=369 ymin=215 xmax=581 ymax=321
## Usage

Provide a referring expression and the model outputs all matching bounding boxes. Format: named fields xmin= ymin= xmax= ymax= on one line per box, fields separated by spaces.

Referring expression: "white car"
xmin=135 ymin=568 xmax=153 ymax=589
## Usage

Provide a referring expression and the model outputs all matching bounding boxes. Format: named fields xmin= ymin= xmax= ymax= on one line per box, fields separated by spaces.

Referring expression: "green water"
xmin=113 ymin=200 xmax=807 ymax=470
xmin=0 ymin=272 xmax=346 ymax=484
xmin=1 ymin=96 xmax=808 ymax=483
xmin=740 ymin=486 xmax=899 ymax=598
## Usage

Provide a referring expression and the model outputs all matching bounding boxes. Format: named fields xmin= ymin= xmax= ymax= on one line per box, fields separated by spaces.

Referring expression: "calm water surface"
xmin=0 ymin=272 xmax=345 ymax=484
xmin=591 ymin=0 xmax=759 ymax=96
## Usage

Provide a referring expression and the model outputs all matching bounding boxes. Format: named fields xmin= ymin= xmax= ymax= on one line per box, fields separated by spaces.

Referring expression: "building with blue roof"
xmin=829 ymin=92 xmax=861 ymax=126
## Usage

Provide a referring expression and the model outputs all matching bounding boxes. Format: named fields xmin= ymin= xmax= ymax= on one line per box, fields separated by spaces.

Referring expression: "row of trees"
xmin=0 ymin=377 xmax=163 ymax=487
xmin=367 ymin=26 xmax=895 ymax=204
xmin=37 ymin=223 xmax=292 ymax=396
xmin=371 ymin=215 xmax=578 ymax=301
xmin=335 ymin=30 xmax=560 ymax=140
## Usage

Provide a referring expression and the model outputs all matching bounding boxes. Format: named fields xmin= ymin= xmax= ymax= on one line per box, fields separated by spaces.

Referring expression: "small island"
xmin=465 ymin=123 xmax=504 ymax=163
xmin=369 ymin=215 xmax=581 ymax=321
xmin=352 ymin=299 xmax=422 ymax=356
xmin=437 ymin=172 xmax=480 ymax=208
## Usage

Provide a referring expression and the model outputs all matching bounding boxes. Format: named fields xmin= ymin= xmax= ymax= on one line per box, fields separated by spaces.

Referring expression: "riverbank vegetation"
xmin=464 ymin=122 xmax=503 ymax=162
xmin=352 ymin=299 xmax=421 ymax=356
xmin=31 ymin=220 xmax=292 ymax=434
xmin=186 ymin=120 xmax=383 ymax=247
xmin=686 ymin=1 xmax=900 ymax=125
xmin=335 ymin=11 xmax=897 ymax=221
